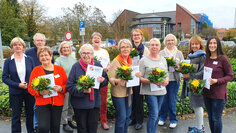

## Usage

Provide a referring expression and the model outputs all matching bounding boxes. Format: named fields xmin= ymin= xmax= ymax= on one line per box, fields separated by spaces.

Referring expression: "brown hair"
xmin=131 ymin=29 xmax=144 ymax=43
xmin=37 ymin=46 xmax=53 ymax=58
xmin=189 ymin=36 xmax=204 ymax=53
xmin=205 ymin=37 xmax=224 ymax=59
xmin=10 ymin=37 xmax=26 ymax=48
xmin=58 ymin=41 xmax=72 ymax=55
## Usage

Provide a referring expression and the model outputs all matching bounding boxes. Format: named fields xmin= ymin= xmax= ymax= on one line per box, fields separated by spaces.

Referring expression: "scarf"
xmin=115 ymin=54 xmax=133 ymax=106
xmin=163 ymin=46 xmax=178 ymax=58
xmin=188 ymin=50 xmax=206 ymax=59
xmin=132 ymin=42 xmax=145 ymax=58
xmin=115 ymin=54 xmax=133 ymax=67
xmin=79 ymin=58 xmax=95 ymax=101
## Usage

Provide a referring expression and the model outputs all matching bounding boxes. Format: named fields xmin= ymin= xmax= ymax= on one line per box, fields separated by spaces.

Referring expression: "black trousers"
xmin=10 ymin=92 xmax=35 ymax=133
xmin=37 ymin=105 xmax=63 ymax=133
xmin=73 ymin=107 xmax=100 ymax=133
xmin=131 ymin=86 xmax=144 ymax=124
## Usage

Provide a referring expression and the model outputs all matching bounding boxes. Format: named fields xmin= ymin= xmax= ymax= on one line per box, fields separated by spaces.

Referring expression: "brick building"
xmin=112 ymin=4 xmax=213 ymax=41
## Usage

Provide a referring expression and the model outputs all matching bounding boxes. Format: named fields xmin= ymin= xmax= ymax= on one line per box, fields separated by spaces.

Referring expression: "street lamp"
xmin=163 ymin=20 xmax=167 ymax=38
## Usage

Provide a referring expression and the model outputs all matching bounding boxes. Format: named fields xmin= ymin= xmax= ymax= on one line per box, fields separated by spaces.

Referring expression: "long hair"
xmin=205 ymin=37 xmax=224 ymax=59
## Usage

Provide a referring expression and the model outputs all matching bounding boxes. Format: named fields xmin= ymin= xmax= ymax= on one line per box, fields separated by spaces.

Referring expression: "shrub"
xmin=229 ymin=58 xmax=236 ymax=81
xmin=226 ymin=82 xmax=236 ymax=108
xmin=3 ymin=49 xmax=13 ymax=58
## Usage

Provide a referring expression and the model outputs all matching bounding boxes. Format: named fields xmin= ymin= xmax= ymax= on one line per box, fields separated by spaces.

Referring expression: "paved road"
xmin=1 ymin=108 xmax=236 ymax=133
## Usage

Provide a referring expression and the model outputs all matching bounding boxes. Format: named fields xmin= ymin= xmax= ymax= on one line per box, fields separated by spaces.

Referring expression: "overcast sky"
xmin=24 ymin=0 xmax=236 ymax=29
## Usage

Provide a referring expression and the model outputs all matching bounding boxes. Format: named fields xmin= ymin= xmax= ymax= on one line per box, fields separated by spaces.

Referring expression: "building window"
xmin=177 ymin=23 xmax=181 ymax=31
xmin=191 ymin=18 xmax=196 ymax=34
xmin=140 ymin=18 xmax=161 ymax=22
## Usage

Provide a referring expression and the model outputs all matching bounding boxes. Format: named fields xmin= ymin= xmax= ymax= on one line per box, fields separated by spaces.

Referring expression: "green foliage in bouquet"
xmin=129 ymin=48 xmax=139 ymax=58
xmin=76 ymin=75 xmax=95 ymax=92
xmin=116 ymin=66 xmax=133 ymax=81
xmin=188 ymin=79 xmax=205 ymax=94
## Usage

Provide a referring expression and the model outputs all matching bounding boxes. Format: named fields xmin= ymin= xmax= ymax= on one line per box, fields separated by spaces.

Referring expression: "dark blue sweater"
xmin=66 ymin=61 xmax=108 ymax=109
xmin=25 ymin=47 xmax=54 ymax=66
xmin=2 ymin=56 xmax=35 ymax=95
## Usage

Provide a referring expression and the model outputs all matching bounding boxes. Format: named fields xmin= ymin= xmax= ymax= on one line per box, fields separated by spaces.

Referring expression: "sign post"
xmin=0 ymin=29 xmax=4 ymax=70
xmin=79 ymin=21 xmax=85 ymax=45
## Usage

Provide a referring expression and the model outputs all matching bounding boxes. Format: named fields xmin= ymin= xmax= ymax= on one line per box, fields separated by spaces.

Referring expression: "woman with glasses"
xmin=109 ymin=39 xmax=141 ymax=133
xmin=55 ymin=41 xmax=77 ymax=132
xmin=129 ymin=29 xmax=149 ymax=130
xmin=66 ymin=44 xmax=108 ymax=133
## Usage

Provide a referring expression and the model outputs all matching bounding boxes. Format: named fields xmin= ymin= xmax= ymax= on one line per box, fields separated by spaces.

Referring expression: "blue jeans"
xmin=112 ymin=96 xmax=132 ymax=133
xmin=204 ymin=97 xmax=226 ymax=133
xmin=159 ymin=81 xmax=180 ymax=123
xmin=34 ymin=104 xmax=38 ymax=127
xmin=145 ymin=95 xmax=165 ymax=133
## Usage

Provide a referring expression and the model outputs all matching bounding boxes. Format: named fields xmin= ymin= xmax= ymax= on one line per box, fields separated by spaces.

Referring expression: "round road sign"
xmin=65 ymin=31 xmax=72 ymax=41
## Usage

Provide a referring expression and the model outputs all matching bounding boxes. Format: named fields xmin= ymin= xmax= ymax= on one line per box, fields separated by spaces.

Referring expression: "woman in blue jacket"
xmin=2 ymin=37 xmax=35 ymax=133
xmin=66 ymin=44 xmax=108 ymax=133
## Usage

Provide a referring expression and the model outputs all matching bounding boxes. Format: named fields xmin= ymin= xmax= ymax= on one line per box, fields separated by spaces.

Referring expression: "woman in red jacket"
xmin=28 ymin=46 xmax=67 ymax=133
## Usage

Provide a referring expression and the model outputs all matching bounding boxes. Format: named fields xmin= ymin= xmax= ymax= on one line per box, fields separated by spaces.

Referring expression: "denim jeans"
xmin=145 ymin=95 xmax=165 ymax=133
xmin=159 ymin=81 xmax=180 ymax=123
xmin=112 ymin=95 xmax=132 ymax=133
xmin=204 ymin=97 xmax=226 ymax=133
xmin=34 ymin=104 xmax=38 ymax=127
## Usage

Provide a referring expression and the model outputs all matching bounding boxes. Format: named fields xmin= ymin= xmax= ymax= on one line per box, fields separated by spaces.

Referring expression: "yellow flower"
xmin=80 ymin=76 xmax=88 ymax=82
xmin=166 ymin=57 xmax=172 ymax=60
xmin=121 ymin=65 xmax=129 ymax=71
xmin=32 ymin=78 xmax=40 ymax=87
xmin=191 ymin=79 xmax=200 ymax=88
xmin=155 ymin=68 xmax=163 ymax=73
xmin=182 ymin=62 xmax=191 ymax=67
xmin=132 ymin=48 xmax=135 ymax=51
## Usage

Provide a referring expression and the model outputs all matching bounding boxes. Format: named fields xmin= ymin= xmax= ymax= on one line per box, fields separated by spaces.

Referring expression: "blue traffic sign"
xmin=79 ymin=21 xmax=85 ymax=28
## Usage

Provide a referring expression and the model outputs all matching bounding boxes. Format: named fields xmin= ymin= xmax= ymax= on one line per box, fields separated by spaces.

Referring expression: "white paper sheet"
xmin=40 ymin=74 xmax=58 ymax=98
xmin=203 ymin=66 xmax=213 ymax=89
xmin=86 ymin=65 xmax=103 ymax=89
xmin=99 ymin=57 xmax=109 ymax=68
xmin=132 ymin=56 xmax=140 ymax=66
xmin=126 ymin=66 xmax=140 ymax=87
xmin=150 ymin=83 xmax=165 ymax=92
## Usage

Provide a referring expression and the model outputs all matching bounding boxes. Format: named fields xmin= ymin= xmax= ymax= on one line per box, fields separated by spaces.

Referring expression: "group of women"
xmin=2 ymin=29 xmax=233 ymax=133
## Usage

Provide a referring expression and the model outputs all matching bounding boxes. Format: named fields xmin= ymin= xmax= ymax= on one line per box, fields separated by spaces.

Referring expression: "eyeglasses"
xmin=120 ymin=46 xmax=131 ymax=49
xmin=132 ymin=34 xmax=141 ymax=37
xmin=81 ymin=52 xmax=92 ymax=56
xmin=62 ymin=47 xmax=70 ymax=49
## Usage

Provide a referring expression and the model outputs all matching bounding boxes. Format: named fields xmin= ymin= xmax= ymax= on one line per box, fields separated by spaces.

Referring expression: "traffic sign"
xmin=65 ymin=31 xmax=72 ymax=41
xmin=79 ymin=21 xmax=85 ymax=28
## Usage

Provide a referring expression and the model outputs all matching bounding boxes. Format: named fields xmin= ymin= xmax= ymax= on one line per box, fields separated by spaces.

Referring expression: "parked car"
xmin=224 ymin=41 xmax=236 ymax=46
xmin=51 ymin=44 xmax=76 ymax=57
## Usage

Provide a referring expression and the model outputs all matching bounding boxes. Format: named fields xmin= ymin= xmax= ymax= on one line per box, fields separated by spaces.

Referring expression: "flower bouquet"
xmin=76 ymin=75 xmax=95 ymax=92
xmin=32 ymin=77 xmax=53 ymax=95
xmin=129 ymin=48 xmax=139 ymax=58
xmin=164 ymin=57 xmax=176 ymax=67
xmin=175 ymin=62 xmax=196 ymax=74
xmin=188 ymin=79 xmax=205 ymax=94
xmin=94 ymin=56 xmax=101 ymax=63
xmin=148 ymin=68 xmax=167 ymax=86
xmin=116 ymin=65 xmax=133 ymax=81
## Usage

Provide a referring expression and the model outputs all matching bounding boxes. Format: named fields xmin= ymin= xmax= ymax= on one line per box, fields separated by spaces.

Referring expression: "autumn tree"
xmin=0 ymin=0 xmax=25 ymax=46
xmin=20 ymin=0 xmax=46 ymax=43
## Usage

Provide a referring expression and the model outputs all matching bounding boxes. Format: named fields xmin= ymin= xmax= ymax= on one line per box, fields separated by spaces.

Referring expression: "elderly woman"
xmin=2 ymin=37 xmax=35 ymax=133
xmin=158 ymin=34 xmax=184 ymax=128
xmin=109 ymin=39 xmax=141 ymax=133
xmin=55 ymin=41 xmax=77 ymax=132
xmin=139 ymin=38 xmax=169 ymax=133
xmin=203 ymin=37 xmax=233 ymax=133
xmin=28 ymin=46 xmax=67 ymax=133
xmin=129 ymin=29 xmax=149 ymax=130
xmin=66 ymin=44 xmax=108 ymax=133
xmin=91 ymin=32 xmax=110 ymax=130
xmin=181 ymin=36 xmax=206 ymax=133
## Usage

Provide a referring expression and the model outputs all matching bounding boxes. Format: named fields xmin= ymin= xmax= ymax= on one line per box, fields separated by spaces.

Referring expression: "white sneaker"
xmin=158 ymin=120 xmax=165 ymax=126
xmin=169 ymin=123 xmax=177 ymax=128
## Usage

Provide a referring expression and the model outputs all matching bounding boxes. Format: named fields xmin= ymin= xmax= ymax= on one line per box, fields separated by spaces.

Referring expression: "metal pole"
xmin=82 ymin=36 xmax=84 ymax=45
xmin=0 ymin=29 xmax=4 ymax=70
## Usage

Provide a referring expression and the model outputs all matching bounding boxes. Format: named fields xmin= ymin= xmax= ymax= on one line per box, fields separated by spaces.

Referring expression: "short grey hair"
xmin=149 ymin=38 xmax=161 ymax=46
xmin=33 ymin=33 xmax=46 ymax=41
xmin=163 ymin=34 xmax=177 ymax=45
xmin=91 ymin=32 xmax=102 ymax=39
xmin=79 ymin=44 xmax=94 ymax=56
xmin=117 ymin=39 xmax=133 ymax=52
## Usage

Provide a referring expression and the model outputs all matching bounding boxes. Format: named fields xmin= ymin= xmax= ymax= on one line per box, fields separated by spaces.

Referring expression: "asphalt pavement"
xmin=1 ymin=108 xmax=236 ymax=133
